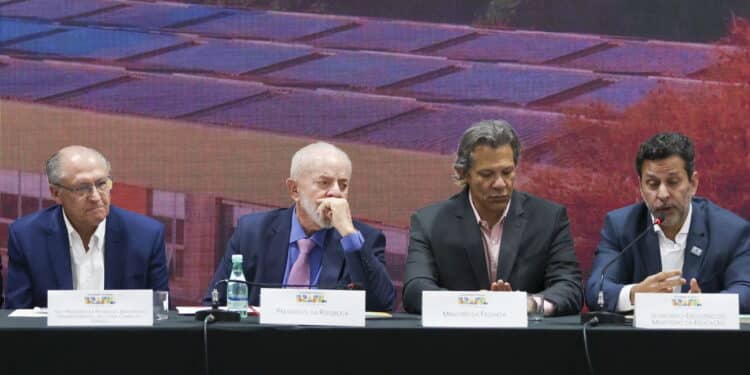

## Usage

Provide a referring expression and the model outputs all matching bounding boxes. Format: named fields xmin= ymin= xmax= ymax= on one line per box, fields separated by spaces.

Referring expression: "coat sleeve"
xmin=344 ymin=228 xmax=396 ymax=312
xmin=5 ymin=226 xmax=34 ymax=309
xmin=147 ymin=223 xmax=169 ymax=292
xmin=586 ymin=213 xmax=632 ymax=312
xmin=539 ymin=207 xmax=584 ymax=315
xmin=402 ymin=211 xmax=445 ymax=314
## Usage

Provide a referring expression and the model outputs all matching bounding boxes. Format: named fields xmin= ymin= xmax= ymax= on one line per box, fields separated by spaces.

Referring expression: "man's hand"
xmin=630 ymin=270 xmax=685 ymax=304
xmin=490 ymin=279 xmax=512 ymax=291
xmin=688 ymin=278 xmax=702 ymax=293
xmin=317 ymin=197 xmax=356 ymax=237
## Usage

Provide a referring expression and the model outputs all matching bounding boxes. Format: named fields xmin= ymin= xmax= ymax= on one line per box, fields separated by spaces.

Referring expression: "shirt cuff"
xmin=340 ymin=230 xmax=364 ymax=253
xmin=543 ymin=299 xmax=556 ymax=316
xmin=617 ymin=284 xmax=636 ymax=312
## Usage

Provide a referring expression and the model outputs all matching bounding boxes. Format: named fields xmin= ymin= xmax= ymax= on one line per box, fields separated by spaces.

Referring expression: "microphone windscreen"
xmin=654 ymin=213 xmax=666 ymax=225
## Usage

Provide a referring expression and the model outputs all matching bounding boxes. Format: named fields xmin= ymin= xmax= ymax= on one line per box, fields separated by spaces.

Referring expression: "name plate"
xmin=48 ymin=290 xmax=153 ymax=327
xmin=260 ymin=288 xmax=365 ymax=327
xmin=634 ymin=293 xmax=739 ymax=330
xmin=422 ymin=291 xmax=527 ymax=328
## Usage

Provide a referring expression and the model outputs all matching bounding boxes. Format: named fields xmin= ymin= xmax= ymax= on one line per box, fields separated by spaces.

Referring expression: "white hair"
xmin=289 ymin=142 xmax=351 ymax=179
xmin=46 ymin=145 xmax=110 ymax=184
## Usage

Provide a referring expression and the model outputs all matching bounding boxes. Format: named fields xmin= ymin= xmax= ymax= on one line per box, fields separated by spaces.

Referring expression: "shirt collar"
xmin=468 ymin=190 xmax=510 ymax=226
xmin=652 ymin=203 xmax=692 ymax=239
xmin=289 ymin=205 xmax=327 ymax=248
xmin=61 ymin=207 xmax=107 ymax=246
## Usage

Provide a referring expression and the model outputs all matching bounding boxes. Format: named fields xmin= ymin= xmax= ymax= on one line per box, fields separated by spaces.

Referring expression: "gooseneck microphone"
xmin=581 ymin=214 xmax=663 ymax=324
xmin=195 ymin=279 xmax=363 ymax=322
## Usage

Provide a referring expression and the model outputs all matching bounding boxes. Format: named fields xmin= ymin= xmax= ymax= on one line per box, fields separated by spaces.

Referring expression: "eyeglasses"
xmin=53 ymin=177 xmax=113 ymax=198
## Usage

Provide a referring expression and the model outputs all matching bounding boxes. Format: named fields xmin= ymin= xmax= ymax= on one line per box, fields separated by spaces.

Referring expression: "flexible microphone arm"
xmin=581 ymin=215 xmax=663 ymax=324
xmin=596 ymin=216 xmax=663 ymax=310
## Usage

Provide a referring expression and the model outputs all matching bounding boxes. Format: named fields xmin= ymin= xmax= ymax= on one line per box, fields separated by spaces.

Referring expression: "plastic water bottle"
xmin=226 ymin=254 xmax=248 ymax=318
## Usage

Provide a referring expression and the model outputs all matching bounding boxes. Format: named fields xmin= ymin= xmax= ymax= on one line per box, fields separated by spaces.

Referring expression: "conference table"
xmin=0 ymin=310 xmax=746 ymax=375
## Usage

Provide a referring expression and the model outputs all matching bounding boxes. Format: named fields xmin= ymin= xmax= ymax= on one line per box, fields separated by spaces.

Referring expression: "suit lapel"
xmin=104 ymin=207 xmax=125 ymax=289
xmin=681 ymin=201 xmax=708 ymax=292
xmin=319 ymin=229 xmax=344 ymax=288
xmin=455 ymin=189 xmax=490 ymax=289
xmin=264 ymin=208 xmax=293 ymax=284
xmin=498 ymin=191 xmax=527 ymax=282
xmin=641 ymin=231 xmax=662 ymax=277
xmin=47 ymin=206 xmax=73 ymax=289
xmin=637 ymin=205 xmax=662 ymax=278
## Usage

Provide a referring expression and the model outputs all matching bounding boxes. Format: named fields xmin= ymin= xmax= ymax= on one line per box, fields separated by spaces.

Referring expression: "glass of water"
xmin=527 ymin=293 xmax=544 ymax=322
xmin=153 ymin=291 xmax=169 ymax=321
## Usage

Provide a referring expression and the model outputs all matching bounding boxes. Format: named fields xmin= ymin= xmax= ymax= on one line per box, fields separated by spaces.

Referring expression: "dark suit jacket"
xmin=403 ymin=188 xmax=583 ymax=315
xmin=204 ymin=206 xmax=395 ymax=311
xmin=586 ymin=197 xmax=750 ymax=313
xmin=4 ymin=205 xmax=169 ymax=308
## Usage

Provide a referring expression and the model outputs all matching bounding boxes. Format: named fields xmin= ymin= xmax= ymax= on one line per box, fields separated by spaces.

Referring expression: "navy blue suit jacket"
xmin=204 ymin=206 xmax=395 ymax=311
xmin=586 ymin=197 xmax=750 ymax=313
xmin=5 ymin=205 xmax=169 ymax=308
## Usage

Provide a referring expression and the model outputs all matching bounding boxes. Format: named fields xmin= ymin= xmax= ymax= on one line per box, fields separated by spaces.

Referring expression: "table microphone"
xmin=195 ymin=279 xmax=363 ymax=322
xmin=581 ymin=214 xmax=664 ymax=324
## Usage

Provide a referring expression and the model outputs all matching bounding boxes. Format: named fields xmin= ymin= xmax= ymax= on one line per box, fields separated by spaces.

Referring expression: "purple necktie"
xmin=288 ymin=238 xmax=314 ymax=287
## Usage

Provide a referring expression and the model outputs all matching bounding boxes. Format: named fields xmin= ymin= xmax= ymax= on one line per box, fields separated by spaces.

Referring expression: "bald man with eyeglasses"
xmin=4 ymin=145 xmax=168 ymax=308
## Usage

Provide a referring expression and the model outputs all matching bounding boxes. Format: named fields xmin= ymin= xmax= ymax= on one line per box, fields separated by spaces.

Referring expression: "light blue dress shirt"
xmin=281 ymin=206 xmax=365 ymax=287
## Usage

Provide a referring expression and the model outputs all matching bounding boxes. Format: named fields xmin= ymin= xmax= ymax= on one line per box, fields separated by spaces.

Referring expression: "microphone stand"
xmin=195 ymin=280 xmax=244 ymax=322
xmin=195 ymin=279 xmax=364 ymax=322
xmin=581 ymin=216 xmax=663 ymax=325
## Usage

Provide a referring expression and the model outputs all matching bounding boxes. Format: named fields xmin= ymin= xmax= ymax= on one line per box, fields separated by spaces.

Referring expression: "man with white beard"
xmin=204 ymin=142 xmax=395 ymax=311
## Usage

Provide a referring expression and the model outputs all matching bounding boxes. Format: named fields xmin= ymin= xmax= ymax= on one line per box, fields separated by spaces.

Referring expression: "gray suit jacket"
xmin=403 ymin=188 xmax=583 ymax=315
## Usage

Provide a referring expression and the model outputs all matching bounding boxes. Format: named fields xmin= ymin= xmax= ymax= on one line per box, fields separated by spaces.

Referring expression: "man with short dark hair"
xmin=403 ymin=120 xmax=583 ymax=315
xmin=204 ymin=142 xmax=395 ymax=311
xmin=586 ymin=132 xmax=750 ymax=313
xmin=5 ymin=145 xmax=169 ymax=308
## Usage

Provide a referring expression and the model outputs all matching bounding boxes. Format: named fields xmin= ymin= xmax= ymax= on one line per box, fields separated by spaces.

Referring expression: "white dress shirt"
xmin=616 ymin=204 xmax=693 ymax=312
xmin=62 ymin=210 xmax=106 ymax=290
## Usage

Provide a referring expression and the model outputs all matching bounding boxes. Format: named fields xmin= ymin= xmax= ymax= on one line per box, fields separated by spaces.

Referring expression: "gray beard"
xmin=300 ymin=195 xmax=332 ymax=230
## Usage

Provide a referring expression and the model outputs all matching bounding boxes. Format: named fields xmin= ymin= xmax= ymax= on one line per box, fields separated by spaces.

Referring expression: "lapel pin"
xmin=689 ymin=246 xmax=703 ymax=257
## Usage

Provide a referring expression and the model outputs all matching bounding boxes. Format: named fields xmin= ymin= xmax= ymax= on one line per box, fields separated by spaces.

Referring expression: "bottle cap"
xmin=231 ymin=254 xmax=243 ymax=263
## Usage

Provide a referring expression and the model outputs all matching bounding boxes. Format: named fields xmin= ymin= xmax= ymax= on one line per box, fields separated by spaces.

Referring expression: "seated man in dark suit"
xmin=5 ymin=145 xmax=169 ymax=308
xmin=403 ymin=120 xmax=583 ymax=315
xmin=587 ymin=132 xmax=750 ymax=313
xmin=205 ymin=142 xmax=395 ymax=311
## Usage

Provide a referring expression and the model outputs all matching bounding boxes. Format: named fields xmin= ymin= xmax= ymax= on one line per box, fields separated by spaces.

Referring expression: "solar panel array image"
xmin=0 ymin=58 xmax=125 ymax=100
xmin=190 ymin=90 xmax=421 ymax=138
xmin=400 ymin=63 xmax=600 ymax=105
xmin=431 ymin=31 xmax=606 ymax=64
xmin=0 ymin=18 xmax=60 ymax=44
xmin=133 ymin=40 xmax=315 ymax=75
xmin=4 ymin=27 xmax=189 ymax=61
xmin=556 ymin=75 xmax=706 ymax=112
xmin=0 ymin=0 xmax=122 ymax=20
xmin=264 ymin=51 xmax=454 ymax=89
xmin=175 ymin=11 xmax=355 ymax=41
xmin=561 ymin=41 xmax=719 ymax=76
xmin=50 ymin=74 xmax=269 ymax=118
xmin=336 ymin=105 xmax=564 ymax=154
xmin=311 ymin=20 xmax=475 ymax=52
xmin=0 ymin=0 xmax=731 ymax=154
xmin=70 ymin=2 xmax=225 ymax=29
